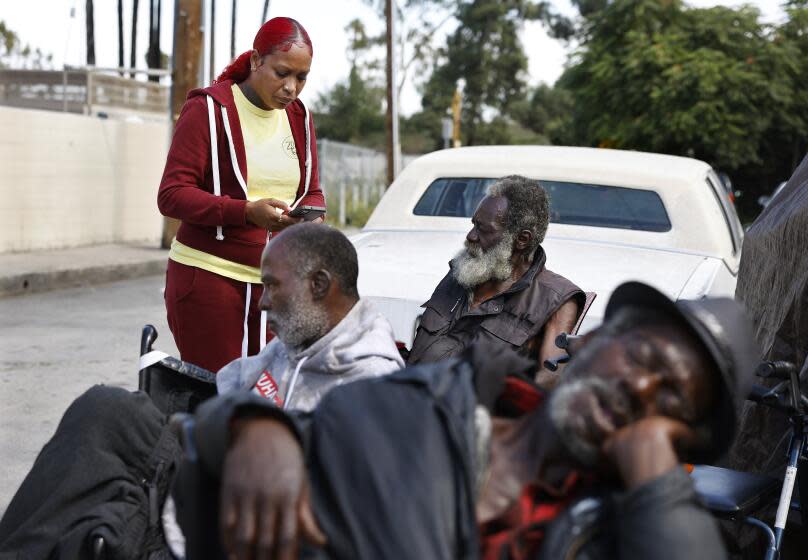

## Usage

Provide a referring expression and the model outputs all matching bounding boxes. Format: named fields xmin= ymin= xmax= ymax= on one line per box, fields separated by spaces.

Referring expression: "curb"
xmin=0 ymin=259 xmax=167 ymax=299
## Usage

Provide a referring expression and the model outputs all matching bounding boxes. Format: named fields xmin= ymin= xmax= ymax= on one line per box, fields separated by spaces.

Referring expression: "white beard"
xmin=548 ymin=378 xmax=604 ymax=467
xmin=268 ymin=288 xmax=330 ymax=352
xmin=451 ymin=233 xmax=515 ymax=289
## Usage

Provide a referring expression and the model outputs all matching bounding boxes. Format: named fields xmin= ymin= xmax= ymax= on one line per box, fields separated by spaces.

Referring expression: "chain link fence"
xmin=317 ymin=138 xmax=419 ymax=226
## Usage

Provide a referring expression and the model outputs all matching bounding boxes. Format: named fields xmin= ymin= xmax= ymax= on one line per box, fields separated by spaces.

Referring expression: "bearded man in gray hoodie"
xmin=0 ymin=223 xmax=403 ymax=559
xmin=216 ymin=222 xmax=405 ymax=409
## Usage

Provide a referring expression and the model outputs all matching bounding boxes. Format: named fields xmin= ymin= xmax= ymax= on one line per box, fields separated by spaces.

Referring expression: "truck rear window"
xmin=412 ymin=178 xmax=672 ymax=232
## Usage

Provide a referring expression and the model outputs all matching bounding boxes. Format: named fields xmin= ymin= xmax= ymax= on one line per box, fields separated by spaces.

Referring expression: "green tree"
xmin=0 ymin=20 xmax=52 ymax=69
xmin=419 ymin=0 xmax=570 ymax=147
xmin=314 ymin=16 xmax=442 ymax=153
xmin=314 ymin=66 xmax=386 ymax=147
xmin=767 ymin=1 xmax=808 ymax=174
xmin=553 ymin=0 xmax=808 ymax=220
xmin=508 ymin=84 xmax=574 ymax=145
xmin=314 ymin=20 xmax=386 ymax=147
xmin=420 ymin=0 xmax=526 ymax=146
xmin=560 ymin=0 xmax=786 ymax=170
xmin=729 ymin=0 xmax=808 ymax=219
xmin=360 ymin=1 xmax=458 ymax=102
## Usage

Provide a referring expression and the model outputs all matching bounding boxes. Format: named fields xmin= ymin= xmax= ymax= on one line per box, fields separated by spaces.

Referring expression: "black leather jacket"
xmin=409 ymin=247 xmax=584 ymax=364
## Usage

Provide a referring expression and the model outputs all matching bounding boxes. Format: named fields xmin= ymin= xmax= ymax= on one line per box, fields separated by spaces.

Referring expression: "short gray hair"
xmin=486 ymin=175 xmax=550 ymax=256
xmin=273 ymin=223 xmax=359 ymax=298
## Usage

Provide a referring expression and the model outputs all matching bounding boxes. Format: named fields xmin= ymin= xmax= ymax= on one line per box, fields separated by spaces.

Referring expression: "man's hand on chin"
xmin=601 ymin=416 xmax=698 ymax=489
xmin=221 ymin=418 xmax=326 ymax=560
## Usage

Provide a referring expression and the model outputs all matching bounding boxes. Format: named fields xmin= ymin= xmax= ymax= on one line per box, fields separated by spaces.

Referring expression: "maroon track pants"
xmin=164 ymin=259 xmax=270 ymax=373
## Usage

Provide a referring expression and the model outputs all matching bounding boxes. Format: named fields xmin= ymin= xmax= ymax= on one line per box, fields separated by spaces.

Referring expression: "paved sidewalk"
xmin=0 ymin=226 xmax=362 ymax=299
xmin=0 ymin=243 xmax=168 ymax=298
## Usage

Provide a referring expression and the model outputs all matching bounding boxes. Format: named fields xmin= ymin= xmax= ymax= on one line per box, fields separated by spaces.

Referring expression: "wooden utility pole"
xmin=230 ymin=0 xmax=237 ymax=59
xmin=261 ymin=0 xmax=270 ymax=23
xmin=451 ymin=88 xmax=462 ymax=148
xmin=117 ymin=0 xmax=124 ymax=73
xmin=162 ymin=0 xmax=204 ymax=248
xmin=157 ymin=0 xmax=162 ymax=71
xmin=209 ymin=0 xmax=216 ymax=84
xmin=130 ymin=0 xmax=140 ymax=77
xmin=85 ymin=0 xmax=96 ymax=65
xmin=147 ymin=0 xmax=162 ymax=81
xmin=384 ymin=0 xmax=400 ymax=187
xmin=170 ymin=0 xmax=203 ymax=124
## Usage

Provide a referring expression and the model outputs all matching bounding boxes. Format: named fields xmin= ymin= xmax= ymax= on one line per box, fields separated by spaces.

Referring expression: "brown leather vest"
xmin=408 ymin=247 xmax=584 ymax=364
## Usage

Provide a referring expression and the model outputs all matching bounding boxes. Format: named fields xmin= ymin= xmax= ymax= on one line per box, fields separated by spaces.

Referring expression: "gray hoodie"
xmin=215 ymin=299 xmax=404 ymax=411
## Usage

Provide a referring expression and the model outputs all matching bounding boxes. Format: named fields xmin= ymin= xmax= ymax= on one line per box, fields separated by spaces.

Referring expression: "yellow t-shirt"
xmin=231 ymin=83 xmax=300 ymax=203
xmin=169 ymin=238 xmax=262 ymax=283
xmin=168 ymin=85 xmax=302 ymax=284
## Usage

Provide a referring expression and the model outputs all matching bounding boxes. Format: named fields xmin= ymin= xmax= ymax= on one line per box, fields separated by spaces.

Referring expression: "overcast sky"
xmin=0 ymin=0 xmax=787 ymax=115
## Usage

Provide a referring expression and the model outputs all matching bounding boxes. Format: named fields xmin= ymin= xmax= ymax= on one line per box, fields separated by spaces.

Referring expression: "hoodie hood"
xmin=290 ymin=298 xmax=404 ymax=376
xmin=187 ymin=79 xmax=234 ymax=105
xmin=216 ymin=299 xmax=404 ymax=411
xmin=188 ymin=79 xmax=309 ymax=118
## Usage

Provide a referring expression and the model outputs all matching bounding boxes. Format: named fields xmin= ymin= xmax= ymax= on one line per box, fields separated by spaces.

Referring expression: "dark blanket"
xmin=729 ymin=152 xmax=808 ymax=475
xmin=724 ymin=155 xmax=808 ymax=558
xmin=177 ymin=358 xmax=483 ymax=560
xmin=0 ymin=386 xmax=180 ymax=560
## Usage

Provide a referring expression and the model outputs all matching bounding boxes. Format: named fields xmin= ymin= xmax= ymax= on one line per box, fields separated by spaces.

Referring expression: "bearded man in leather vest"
xmin=408 ymin=175 xmax=584 ymax=379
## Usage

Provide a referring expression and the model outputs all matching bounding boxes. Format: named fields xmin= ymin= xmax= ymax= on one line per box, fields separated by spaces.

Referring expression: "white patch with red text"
xmin=252 ymin=371 xmax=284 ymax=407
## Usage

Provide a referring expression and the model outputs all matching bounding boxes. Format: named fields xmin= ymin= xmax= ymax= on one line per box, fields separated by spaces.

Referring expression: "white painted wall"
xmin=0 ymin=106 xmax=169 ymax=253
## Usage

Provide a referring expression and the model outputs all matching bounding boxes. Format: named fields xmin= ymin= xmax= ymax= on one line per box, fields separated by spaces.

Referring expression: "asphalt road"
xmin=0 ymin=275 xmax=177 ymax=515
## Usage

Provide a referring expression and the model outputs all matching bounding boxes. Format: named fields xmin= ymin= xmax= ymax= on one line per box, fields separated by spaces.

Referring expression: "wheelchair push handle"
xmin=747 ymin=384 xmax=770 ymax=404
xmin=750 ymin=360 xmax=806 ymax=416
xmin=543 ymin=333 xmax=583 ymax=372
xmin=746 ymin=384 xmax=792 ymax=411
xmin=756 ymin=361 xmax=796 ymax=380
xmin=140 ymin=324 xmax=158 ymax=357
xmin=555 ymin=333 xmax=583 ymax=356
xmin=544 ymin=354 xmax=570 ymax=372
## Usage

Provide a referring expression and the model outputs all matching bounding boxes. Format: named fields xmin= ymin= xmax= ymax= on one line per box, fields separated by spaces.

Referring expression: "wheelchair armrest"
xmin=140 ymin=357 xmax=217 ymax=415
xmin=691 ymin=465 xmax=779 ymax=519
xmin=138 ymin=325 xmax=217 ymax=415
xmin=140 ymin=324 xmax=159 ymax=356
xmin=155 ymin=356 xmax=217 ymax=385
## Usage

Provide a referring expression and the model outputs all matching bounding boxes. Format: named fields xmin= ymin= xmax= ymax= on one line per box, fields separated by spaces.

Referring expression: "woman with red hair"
xmin=157 ymin=17 xmax=325 ymax=372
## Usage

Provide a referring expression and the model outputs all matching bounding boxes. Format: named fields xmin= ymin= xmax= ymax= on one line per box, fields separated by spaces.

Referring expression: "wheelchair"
xmin=88 ymin=325 xmax=216 ymax=560
xmin=689 ymin=360 xmax=808 ymax=560
xmin=137 ymin=324 xmax=217 ymax=416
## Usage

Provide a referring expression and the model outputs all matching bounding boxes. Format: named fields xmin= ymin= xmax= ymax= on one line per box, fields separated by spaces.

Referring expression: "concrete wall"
xmin=0 ymin=106 xmax=169 ymax=253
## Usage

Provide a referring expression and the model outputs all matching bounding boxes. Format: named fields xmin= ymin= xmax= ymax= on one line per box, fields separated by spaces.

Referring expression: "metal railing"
xmin=0 ymin=70 xmax=415 ymax=222
xmin=0 ymin=67 xmax=170 ymax=121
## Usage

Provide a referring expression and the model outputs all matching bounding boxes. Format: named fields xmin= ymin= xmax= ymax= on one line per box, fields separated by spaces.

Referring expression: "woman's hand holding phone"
xmin=245 ymin=199 xmax=303 ymax=231
xmin=288 ymin=205 xmax=326 ymax=222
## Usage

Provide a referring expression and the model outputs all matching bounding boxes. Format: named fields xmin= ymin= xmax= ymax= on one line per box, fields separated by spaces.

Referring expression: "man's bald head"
xmin=269 ymin=223 xmax=360 ymax=299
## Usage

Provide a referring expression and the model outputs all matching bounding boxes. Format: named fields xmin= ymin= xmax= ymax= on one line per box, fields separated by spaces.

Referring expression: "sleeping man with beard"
xmin=175 ymin=281 xmax=755 ymax=559
xmin=407 ymin=175 xmax=584 ymax=380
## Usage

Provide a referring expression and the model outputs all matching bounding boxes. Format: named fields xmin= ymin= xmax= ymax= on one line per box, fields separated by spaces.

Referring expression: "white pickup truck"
xmin=352 ymin=146 xmax=744 ymax=346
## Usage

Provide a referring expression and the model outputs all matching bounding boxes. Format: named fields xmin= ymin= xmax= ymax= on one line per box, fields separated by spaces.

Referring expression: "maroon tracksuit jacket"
xmin=157 ymin=80 xmax=325 ymax=371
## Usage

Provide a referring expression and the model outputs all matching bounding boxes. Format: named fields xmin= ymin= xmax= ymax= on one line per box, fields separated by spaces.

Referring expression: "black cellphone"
xmin=288 ymin=205 xmax=326 ymax=221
